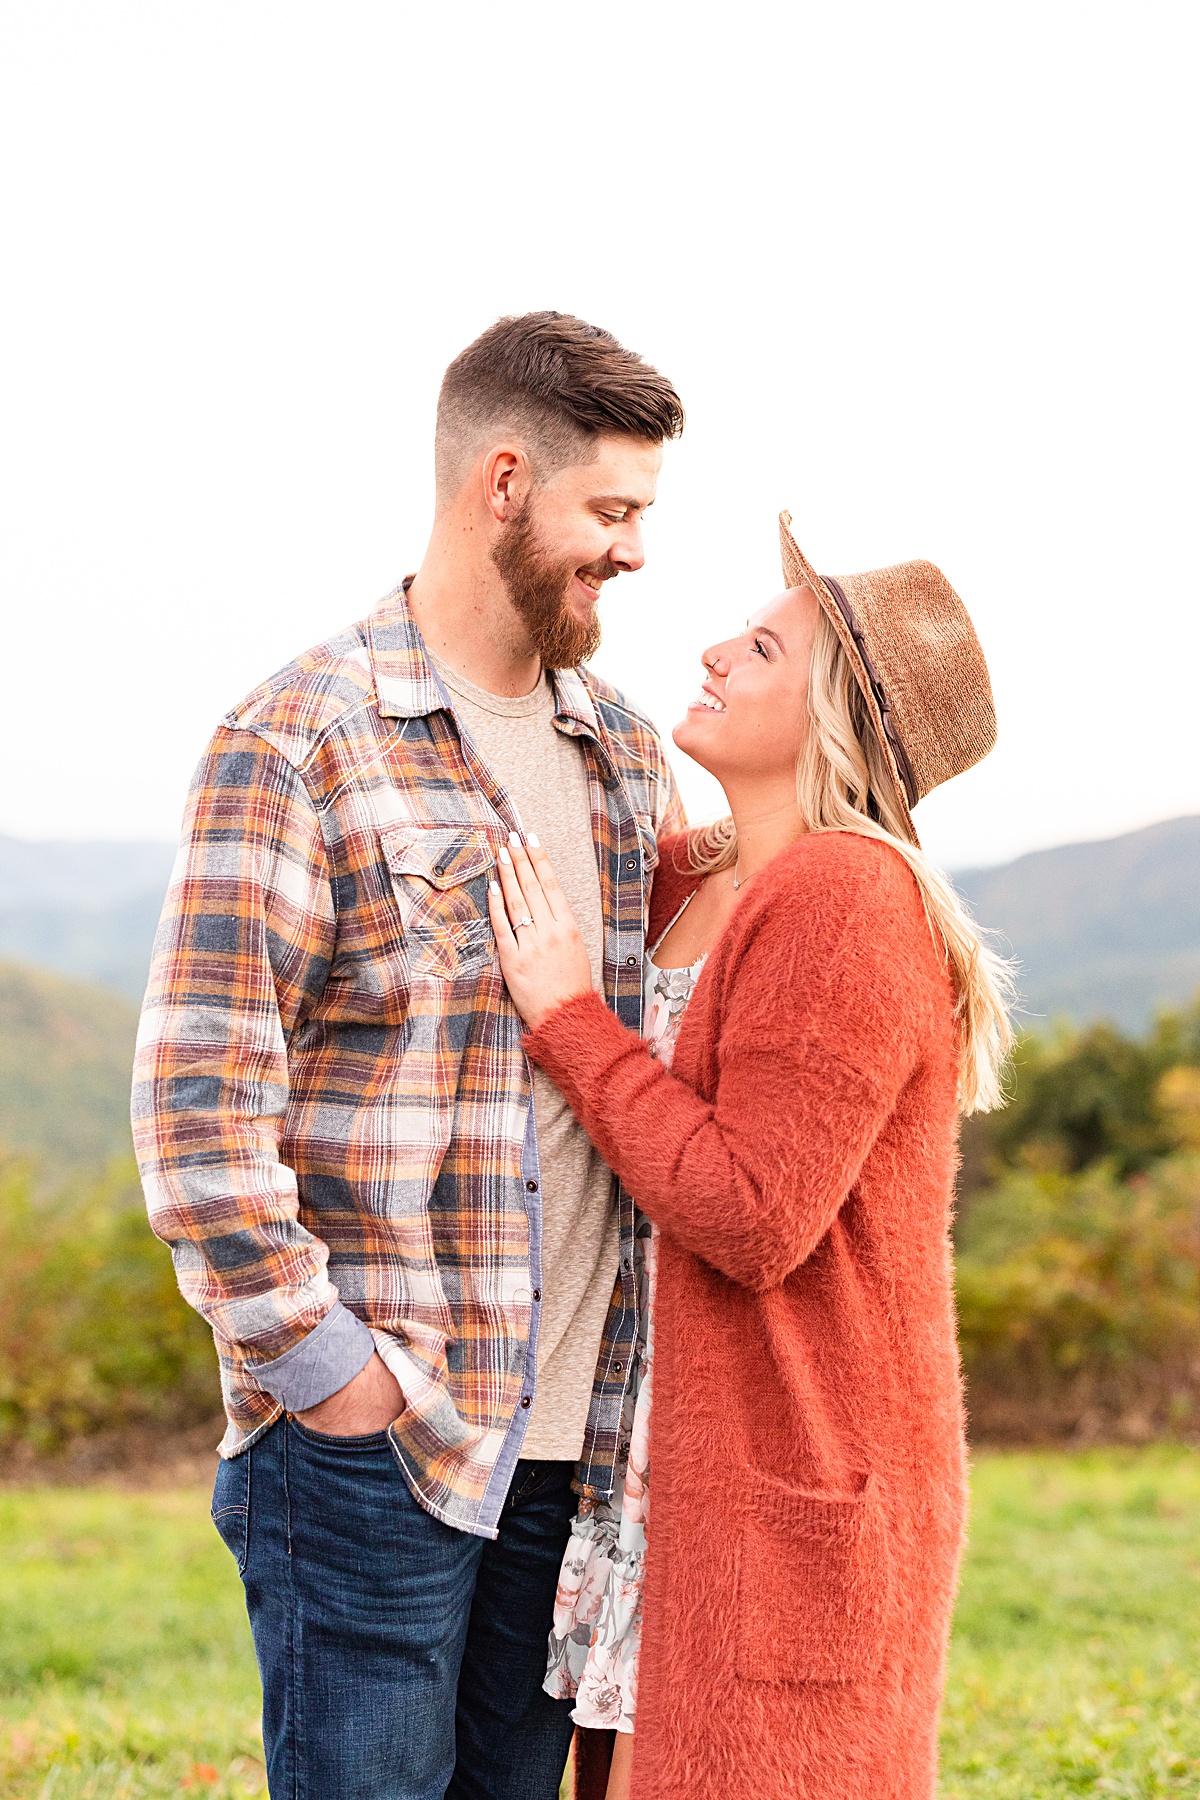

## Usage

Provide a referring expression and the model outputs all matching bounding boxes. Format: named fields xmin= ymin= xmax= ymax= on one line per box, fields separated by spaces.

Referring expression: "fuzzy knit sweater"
xmin=525 ymin=830 xmax=968 ymax=1800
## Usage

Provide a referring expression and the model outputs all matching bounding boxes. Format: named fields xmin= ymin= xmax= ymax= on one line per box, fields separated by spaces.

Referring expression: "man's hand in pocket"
xmin=294 ymin=1352 xmax=404 ymax=1436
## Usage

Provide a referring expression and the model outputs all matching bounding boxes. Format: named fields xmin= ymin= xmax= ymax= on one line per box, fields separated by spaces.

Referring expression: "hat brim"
xmin=779 ymin=511 xmax=920 ymax=848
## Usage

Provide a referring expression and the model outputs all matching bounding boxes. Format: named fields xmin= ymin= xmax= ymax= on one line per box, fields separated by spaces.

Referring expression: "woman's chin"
xmin=671 ymin=715 xmax=721 ymax=774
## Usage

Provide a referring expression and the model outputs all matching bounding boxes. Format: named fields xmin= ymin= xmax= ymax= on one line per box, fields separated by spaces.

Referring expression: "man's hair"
xmin=435 ymin=311 xmax=684 ymax=506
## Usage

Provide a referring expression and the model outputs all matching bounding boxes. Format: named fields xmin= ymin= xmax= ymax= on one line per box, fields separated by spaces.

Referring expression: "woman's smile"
xmin=688 ymin=682 xmax=727 ymax=714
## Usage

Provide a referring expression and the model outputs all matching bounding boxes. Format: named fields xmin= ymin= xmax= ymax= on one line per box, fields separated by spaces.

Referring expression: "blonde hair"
xmin=691 ymin=608 xmax=1015 ymax=1114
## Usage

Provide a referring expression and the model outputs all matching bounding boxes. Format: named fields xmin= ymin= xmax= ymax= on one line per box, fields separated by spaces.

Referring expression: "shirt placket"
xmin=555 ymin=709 xmax=646 ymax=1498
xmin=418 ymin=686 xmax=556 ymax=1533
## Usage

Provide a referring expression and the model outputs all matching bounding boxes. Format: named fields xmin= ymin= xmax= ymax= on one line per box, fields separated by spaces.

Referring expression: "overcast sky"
xmin=3 ymin=1 xmax=1197 ymax=870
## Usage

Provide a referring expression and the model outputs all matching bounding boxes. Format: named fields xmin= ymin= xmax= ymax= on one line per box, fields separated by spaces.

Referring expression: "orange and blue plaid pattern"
xmin=132 ymin=580 xmax=683 ymax=1538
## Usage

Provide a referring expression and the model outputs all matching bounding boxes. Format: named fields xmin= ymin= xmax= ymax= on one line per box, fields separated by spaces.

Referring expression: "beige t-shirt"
xmin=431 ymin=653 xmax=618 ymax=1461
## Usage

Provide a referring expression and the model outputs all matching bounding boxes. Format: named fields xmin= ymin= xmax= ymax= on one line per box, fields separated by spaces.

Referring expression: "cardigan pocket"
xmin=735 ymin=1468 xmax=891 ymax=1684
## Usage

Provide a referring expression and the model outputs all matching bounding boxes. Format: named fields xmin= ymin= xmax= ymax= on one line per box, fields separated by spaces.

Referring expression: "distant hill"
xmin=956 ymin=815 xmax=1200 ymax=1032
xmin=0 ymin=961 xmax=138 ymax=1170
xmin=0 ymin=835 xmax=175 ymax=1002
xmin=0 ymin=817 xmax=1197 ymax=1033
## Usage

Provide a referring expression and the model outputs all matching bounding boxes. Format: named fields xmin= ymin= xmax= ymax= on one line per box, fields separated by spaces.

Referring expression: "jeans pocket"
xmin=506 ymin=1460 xmax=573 ymax=1510
xmin=211 ymin=1450 xmax=251 ymax=1574
xmin=735 ymin=1467 xmax=891 ymax=1685
xmin=288 ymin=1420 xmax=392 ymax=1451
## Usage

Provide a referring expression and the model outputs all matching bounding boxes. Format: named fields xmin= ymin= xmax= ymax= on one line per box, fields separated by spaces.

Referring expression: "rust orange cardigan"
xmin=524 ymin=830 xmax=968 ymax=1800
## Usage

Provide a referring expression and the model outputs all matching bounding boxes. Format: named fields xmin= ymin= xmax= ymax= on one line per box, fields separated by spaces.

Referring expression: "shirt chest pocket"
xmin=381 ymin=825 xmax=495 ymax=982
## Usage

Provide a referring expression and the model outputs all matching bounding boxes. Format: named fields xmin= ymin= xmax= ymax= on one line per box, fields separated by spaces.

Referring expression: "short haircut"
xmin=434 ymin=311 xmax=685 ymax=506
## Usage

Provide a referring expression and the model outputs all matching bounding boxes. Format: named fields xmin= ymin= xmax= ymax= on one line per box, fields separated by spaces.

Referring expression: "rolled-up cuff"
xmin=247 ymin=1303 xmax=376 ymax=1411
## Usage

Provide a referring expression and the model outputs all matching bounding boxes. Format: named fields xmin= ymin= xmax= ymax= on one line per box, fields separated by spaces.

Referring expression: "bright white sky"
xmin=3 ymin=2 xmax=1197 ymax=869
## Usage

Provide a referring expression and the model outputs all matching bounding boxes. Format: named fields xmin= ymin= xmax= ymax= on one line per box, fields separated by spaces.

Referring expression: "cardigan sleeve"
xmin=524 ymin=846 xmax=931 ymax=1293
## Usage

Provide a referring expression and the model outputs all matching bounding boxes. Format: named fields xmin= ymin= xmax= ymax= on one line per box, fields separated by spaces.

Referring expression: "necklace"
xmin=732 ymin=857 xmax=742 ymax=890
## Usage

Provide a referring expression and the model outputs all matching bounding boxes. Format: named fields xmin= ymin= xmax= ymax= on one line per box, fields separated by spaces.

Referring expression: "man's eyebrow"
xmin=590 ymin=493 xmax=655 ymax=511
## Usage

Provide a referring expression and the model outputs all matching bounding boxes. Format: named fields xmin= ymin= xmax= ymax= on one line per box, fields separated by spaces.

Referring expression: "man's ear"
xmin=481 ymin=446 xmax=532 ymax=524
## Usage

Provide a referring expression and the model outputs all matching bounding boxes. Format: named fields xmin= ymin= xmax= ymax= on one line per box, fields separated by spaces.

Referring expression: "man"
xmin=133 ymin=312 xmax=685 ymax=1799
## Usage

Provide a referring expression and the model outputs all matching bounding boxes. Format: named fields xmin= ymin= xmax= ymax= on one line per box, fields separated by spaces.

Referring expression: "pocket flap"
xmin=748 ymin=1468 xmax=881 ymax=1543
xmin=381 ymin=826 xmax=492 ymax=890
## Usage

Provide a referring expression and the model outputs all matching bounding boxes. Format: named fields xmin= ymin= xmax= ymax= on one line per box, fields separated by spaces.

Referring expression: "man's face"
xmin=491 ymin=434 xmax=663 ymax=668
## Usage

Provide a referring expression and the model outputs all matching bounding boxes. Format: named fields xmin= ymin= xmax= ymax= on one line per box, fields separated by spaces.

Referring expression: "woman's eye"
xmin=753 ymin=638 xmax=769 ymax=658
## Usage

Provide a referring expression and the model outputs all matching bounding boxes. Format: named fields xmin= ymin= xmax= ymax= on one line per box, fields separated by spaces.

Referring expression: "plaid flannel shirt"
xmin=133 ymin=579 xmax=684 ymax=1538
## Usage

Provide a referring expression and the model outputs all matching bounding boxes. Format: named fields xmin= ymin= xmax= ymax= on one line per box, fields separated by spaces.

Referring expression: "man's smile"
xmin=572 ymin=568 xmax=607 ymax=603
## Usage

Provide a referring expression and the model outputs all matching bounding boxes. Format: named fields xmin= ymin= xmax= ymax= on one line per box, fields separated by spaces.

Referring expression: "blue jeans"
xmin=211 ymin=1415 xmax=578 ymax=1800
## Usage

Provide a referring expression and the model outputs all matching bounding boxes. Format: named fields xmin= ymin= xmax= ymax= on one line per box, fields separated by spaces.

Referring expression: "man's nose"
xmin=609 ymin=520 xmax=645 ymax=574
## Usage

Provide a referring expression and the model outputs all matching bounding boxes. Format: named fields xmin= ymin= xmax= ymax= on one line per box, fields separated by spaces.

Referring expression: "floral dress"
xmin=542 ymin=942 xmax=707 ymax=1733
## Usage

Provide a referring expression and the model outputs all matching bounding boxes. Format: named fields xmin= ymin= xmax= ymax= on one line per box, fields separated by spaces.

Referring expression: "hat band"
xmin=821 ymin=575 xmax=921 ymax=808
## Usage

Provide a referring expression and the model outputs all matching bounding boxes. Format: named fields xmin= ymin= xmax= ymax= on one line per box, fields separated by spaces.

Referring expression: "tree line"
xmin=957 ymin=996 xmax=1200 ymax=1440
xmin=3 ymin=996 xmax=1200 ymax=1454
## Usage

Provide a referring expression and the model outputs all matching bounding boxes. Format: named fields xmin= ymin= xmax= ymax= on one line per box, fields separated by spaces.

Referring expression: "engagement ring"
xmin=514 ymin=916 xmax=534 ymax=930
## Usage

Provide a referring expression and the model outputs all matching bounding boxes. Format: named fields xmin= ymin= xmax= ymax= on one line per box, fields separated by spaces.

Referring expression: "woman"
xmin=488 ymin=516 xmax=1013 ymax=1800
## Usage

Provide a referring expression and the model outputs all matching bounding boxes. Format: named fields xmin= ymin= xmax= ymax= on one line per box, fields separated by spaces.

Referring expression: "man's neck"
xmin=406 ymin=513 xmax=542 ymax=699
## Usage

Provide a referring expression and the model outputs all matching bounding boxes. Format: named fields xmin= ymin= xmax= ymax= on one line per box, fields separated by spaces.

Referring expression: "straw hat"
xmin=779 ymin=512 xmax=997 ymax=847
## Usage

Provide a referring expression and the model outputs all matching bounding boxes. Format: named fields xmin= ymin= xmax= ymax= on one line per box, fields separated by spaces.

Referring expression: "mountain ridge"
xmin=954 ymin=814 xmax=1200 ymax=1031
xmin=0 ymin=960 xmax=137 ymax=1171
xmin=0 ymin=835 xmax=175 ymax=1001
xmin=1 ymin=816 xmax=1197 ymax=1031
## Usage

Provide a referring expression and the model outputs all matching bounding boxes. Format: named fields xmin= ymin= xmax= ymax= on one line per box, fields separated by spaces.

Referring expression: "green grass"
xmin=2 ymin=1450 xmax=1199 ymax=1797
xmin=943 ymin=1448 xmax=1200 ymax=1797
xmin=0 ymin=1487 xmax=262 ymax=1797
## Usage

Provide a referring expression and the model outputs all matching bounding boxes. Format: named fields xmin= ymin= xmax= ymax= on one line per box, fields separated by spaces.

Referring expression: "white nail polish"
xmin=489 ymin=880 xmax=500 ymax=894
xmin=508 ymin=830 xmax=521 ymax=846
xmin=499 ymin=847 xmax=512 ymax=865
xmin=527 ymin=833 xmax=540 ymax=848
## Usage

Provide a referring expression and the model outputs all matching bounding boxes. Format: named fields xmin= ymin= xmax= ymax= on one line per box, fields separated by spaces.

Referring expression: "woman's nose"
xmin=703 ymin=643 xmax=731 ymax=675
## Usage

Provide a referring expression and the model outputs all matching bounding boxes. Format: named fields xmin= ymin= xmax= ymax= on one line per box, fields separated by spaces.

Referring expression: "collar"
xmin=367 ymin=576 xmax=600 ymax=738
xmin=366 ymin=579 xmax=445 ymax=720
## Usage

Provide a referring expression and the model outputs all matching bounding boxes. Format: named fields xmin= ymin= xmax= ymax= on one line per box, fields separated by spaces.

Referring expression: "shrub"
xmin=0 ymin=1155 xmax=220 ymax=1450
xmin=957 ymin=1153 xmax=1200 ymax=1441
xmin=956 ymin=993 xmax=1200 ymax=1237
xmin=986 ymin=1002 xmax=1200 ymax=1179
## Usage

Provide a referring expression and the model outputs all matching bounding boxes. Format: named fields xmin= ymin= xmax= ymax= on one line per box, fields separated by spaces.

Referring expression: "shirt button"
xmin=623 ymin=1258 xmax=632 ymax=1271
xmin=520 ymin=1395 xmax=532 ymax=1408
xmin=532 ymin=1288 xmax=541 ymax=1302
xmin=526 ymin=1179 xmax=539 ymax=1192
xmin=613 ymin=1362 xmax=623 ymax=1374
xmin=625 ymin=955 xmax=637 ymax=967
xmin=625 ymin=859 xmax=637 ymax=871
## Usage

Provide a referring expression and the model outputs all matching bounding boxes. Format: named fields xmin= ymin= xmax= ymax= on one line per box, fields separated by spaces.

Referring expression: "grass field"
xmin=1 ymin=1449 xmax=1199 ymax=1798
xmin=941 ymin=1450 xmax=1200 ymax=1797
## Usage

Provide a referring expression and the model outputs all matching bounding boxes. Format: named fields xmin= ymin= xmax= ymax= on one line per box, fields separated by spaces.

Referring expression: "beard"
xmin=490 ymin=498 xmax=607 ymax=670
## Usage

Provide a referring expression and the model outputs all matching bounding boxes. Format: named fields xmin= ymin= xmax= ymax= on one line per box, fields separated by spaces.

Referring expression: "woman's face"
xmin=673 ymin=585 xmax=822 ymax=785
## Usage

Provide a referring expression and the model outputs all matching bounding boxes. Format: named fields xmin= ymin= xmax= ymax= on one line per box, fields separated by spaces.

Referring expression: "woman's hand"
xmin=488 ymin=832 xmax=594 ymax=1031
